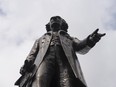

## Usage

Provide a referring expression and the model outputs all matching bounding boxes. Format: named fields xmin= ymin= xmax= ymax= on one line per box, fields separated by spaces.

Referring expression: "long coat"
xmin=26 ymin=30 xmax=92 ymax=87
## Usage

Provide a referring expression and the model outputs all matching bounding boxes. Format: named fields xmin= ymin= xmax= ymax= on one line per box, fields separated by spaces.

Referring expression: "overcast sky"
xmin=0 ymin=0 xmax=116 ymax=87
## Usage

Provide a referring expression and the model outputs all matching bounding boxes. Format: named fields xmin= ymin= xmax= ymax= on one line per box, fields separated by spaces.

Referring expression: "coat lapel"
xmin=35 ymin=31 xmax=52 ymax=66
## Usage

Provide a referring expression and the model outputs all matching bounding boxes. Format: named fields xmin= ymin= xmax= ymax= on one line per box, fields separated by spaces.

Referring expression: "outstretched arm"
xmin=73 ymin=29 xmax=106 ymax=54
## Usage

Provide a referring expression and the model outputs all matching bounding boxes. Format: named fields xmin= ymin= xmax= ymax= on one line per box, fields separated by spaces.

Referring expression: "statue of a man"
xmin=15 ymin=16 xmax=105 ymax=87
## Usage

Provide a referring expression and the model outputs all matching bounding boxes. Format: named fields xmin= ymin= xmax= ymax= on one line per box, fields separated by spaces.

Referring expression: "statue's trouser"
xmin=32 ymin=45 xmax=76 ymax=87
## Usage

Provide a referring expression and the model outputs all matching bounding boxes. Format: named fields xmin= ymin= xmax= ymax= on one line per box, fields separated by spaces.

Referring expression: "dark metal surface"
xmin=15 ymin=16 xmax=105 ymax=87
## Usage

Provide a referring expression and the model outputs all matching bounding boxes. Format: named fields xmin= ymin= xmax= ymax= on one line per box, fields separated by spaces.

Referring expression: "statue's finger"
xmin=99 ymin=33 xmax=106 ymax=37
xmin=92 ymin=29 xmax=99 ymax=35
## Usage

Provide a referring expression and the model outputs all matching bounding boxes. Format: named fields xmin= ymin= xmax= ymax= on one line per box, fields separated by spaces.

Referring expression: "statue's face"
xmin=50 ymin=16 xmax=62 ymax=30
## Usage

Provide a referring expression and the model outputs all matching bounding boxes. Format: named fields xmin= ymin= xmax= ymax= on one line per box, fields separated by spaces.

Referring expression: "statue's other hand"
xmin=89 ymin=29 xmax=106 ymax=43
xmin=19 ymin=60 xmax=33 ymax=75
xmin=20 ymin=66 xmax=26 ymax=75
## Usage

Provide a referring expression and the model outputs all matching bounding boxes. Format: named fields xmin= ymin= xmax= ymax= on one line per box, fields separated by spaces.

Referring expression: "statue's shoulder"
xmin=37 ymin=31 xmax=52 ymax=41
xmin=44 ymin=31 xmax=52 ymax=36
xmin=58 ymin=30 xmax=73 ymax=40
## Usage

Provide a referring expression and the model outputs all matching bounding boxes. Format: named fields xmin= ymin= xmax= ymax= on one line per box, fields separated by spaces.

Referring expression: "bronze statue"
xmin=15 ymin=16 xmax=105 ymax=87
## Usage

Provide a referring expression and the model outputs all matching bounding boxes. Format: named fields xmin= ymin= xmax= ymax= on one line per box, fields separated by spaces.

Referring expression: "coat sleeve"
xmin=25 ymin=39 xmax=40 ymax=63
xmin=72 ymin=37 xmax=92 ymax=55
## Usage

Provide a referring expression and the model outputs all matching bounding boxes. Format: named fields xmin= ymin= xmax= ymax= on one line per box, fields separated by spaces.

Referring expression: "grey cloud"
xmin=104 ymin=1 xmax=116 ymax=30
xmin=107 ymin=12 xmax=116 ymax=30
xmin=0 ymin=8 xmax=6 ymax=16
xmin=109 ymin=17 xmax=116 ymax=30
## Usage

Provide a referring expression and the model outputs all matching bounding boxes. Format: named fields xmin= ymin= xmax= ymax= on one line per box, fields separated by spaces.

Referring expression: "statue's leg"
xmin=32 ymin=47 xmax=56 ymax=87
xmin=57 ymin=60 xmax=74 ymax=87
xmin=55 ymin=46 xmax=75 ymax=87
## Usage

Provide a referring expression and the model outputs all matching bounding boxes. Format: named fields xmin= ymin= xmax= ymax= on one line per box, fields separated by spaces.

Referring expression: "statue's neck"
xmin=51 ymin=27 xmax=61 ymax=32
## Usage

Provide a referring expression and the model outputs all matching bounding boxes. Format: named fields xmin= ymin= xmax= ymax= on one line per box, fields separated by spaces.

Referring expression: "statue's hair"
xmin=45 ymin=16 xmax=68 ymax=32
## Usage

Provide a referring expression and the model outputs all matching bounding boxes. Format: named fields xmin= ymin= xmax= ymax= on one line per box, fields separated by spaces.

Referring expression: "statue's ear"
xmin=61 ymin=19 xmax=68 ymax=32
xmin=46 ymin=22 xmax=51 ymax=32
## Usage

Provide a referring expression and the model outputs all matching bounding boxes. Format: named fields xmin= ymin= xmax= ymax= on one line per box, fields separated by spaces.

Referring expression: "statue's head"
xmin=46 ymin=16 xmax=68 ymax=32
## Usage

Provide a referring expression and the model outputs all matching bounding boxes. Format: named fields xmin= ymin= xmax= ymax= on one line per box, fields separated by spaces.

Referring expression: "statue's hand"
xmin=20 ymin=60 xmax=33 ymax=75
xmin=87 ymin=29 xmax=106 ymax=47
xmin=89 ymin=29 xmax=106 ymax=42
xmin=20 ymin=66 xmax=26 ymax=75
